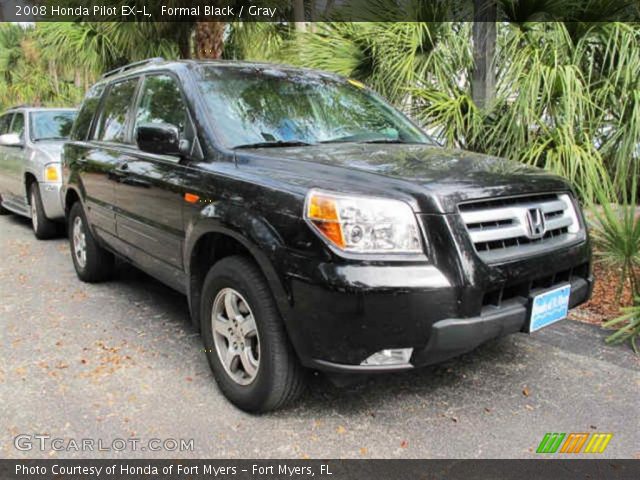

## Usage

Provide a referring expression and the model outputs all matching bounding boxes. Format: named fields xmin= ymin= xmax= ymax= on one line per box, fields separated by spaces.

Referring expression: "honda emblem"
xmin=526 ymin=208 xmax=546 ymax=239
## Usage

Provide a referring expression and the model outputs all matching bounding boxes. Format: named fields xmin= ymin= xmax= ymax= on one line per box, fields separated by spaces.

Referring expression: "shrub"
xmin=604 ymin=299 xmax=640 ymax=352
xmin=590 ymin=177 xmax=640 ymax=300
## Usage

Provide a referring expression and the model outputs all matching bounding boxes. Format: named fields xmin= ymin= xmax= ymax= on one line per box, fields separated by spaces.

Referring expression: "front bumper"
xmin=39 ymin=182 xmax=64 ymax=220
xmin=294 ymin=272 xmax=592 ymax=374
xmin=281 ymin=217 xmax=592 ymax=373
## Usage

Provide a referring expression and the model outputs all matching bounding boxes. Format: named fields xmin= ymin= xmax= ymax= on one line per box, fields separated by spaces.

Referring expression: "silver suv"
xmin=0 ymin=106 xmax=77 ymax=238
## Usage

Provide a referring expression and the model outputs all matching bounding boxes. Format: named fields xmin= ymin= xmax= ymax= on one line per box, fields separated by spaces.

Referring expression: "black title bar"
xmin=1 ymin=0 xmax=640 ymax=22
xmin=1 ymin=459 xmax=640 ymax=480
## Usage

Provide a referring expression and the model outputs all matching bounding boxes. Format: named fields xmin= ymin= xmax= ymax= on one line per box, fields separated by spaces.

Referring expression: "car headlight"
xmin=304 ymin=189 xmax=423 ymax=254
xmin=43 ymin=163 xmax=61 ymax=183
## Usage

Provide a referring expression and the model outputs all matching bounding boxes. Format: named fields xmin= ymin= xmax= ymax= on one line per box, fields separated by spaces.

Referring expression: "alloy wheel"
xmin=30 ymin=191 xmax=38 ymax=233
xmin=211 ymin=288 xmax=261 ymax=386
xmin=72 ymin=216 xmax=87 ymax=268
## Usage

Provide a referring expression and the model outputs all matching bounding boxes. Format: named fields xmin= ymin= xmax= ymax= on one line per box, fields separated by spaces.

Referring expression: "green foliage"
xmin=604 ymin=298 xmax=640 ymax=352
xmin=0 ymin=22 xmax=180 ymax=110
xmin=0 ymin=24 xmax=85 ymax=108
xmin=0 ymin=24 xmax=25 ymax=84
xmin=224 ymin=22 xmax=291 ymax=62
xmin=277 ymin=21 xmax=471 ymax=106
xmin=590 ymin=176 xmax=640 ymax=300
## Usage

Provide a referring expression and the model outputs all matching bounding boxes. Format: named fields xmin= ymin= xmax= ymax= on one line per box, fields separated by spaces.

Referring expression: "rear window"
xmin=71 ymin=84 xmax=105 ymax=141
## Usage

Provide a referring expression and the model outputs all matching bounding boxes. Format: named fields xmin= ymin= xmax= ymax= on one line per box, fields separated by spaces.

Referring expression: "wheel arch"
xmin=63 ymin=186 xmax=82 ymax=216
xmin=24 ymin=172 xmax=38 ymax=202
xmin=185 ymin=224 xmax=291 ymax=333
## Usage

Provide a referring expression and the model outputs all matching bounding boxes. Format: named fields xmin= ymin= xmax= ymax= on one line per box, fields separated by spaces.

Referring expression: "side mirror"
xmin=0 ymin=133 xmax=23 ymax=147
xmin=135 ymin=123 xmax=183 ymax=156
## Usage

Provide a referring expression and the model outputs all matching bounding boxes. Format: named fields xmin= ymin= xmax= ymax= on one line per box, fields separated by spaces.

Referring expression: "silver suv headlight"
xmin=304 ymin=189 xmax=423 ymax=254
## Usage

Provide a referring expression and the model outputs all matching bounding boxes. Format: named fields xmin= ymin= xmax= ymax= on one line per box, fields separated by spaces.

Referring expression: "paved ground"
xmin=1 ymin=213 xmax=638 ymax=459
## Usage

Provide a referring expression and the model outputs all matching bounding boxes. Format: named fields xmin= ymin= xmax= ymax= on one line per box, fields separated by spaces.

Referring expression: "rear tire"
xmin=29 ymin=183 xmax=58 ymax=240
xmin=68 ymin=201 xmax=114 ymax=282
xmin=200 ymin=255 xmax=307 ymax=412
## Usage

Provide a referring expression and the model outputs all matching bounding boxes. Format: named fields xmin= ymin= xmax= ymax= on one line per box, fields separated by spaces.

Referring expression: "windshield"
xmin=30 ymin=110 xmax=76 ymax=141
xmin=194 ymin=66 xmax=432 ymax=149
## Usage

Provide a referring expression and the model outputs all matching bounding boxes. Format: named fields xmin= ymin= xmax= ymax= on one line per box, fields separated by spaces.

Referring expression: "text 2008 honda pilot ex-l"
xmin=62 ymin=59 xmax=592 ymax=412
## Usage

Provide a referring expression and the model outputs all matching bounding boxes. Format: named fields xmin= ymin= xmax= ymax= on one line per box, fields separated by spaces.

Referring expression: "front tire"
xmin=68 ymin=202 xmax=114 ymax=282
xmin=201 ymin=256 xmax=306 ymax=412
xmin=29 ymin=183 xmax=58 ymax=240
xmin=0 ymin=194 xmax=10 ymax=215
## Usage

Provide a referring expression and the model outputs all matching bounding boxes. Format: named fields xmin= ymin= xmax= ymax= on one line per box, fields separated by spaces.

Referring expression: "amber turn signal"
xmin=305 ymin=192 xmax=345 ymax=249
xmin=184 ymin=193 xmax=200 ymax=204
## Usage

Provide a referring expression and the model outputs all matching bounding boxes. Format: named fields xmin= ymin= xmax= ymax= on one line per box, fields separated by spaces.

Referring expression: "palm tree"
xmin=195 ymin=21 xmax=226 ymax=59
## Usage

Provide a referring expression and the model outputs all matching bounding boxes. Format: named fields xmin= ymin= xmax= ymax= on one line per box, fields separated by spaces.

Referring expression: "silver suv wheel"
xmin=212 ymin=288 xmax=260 ymax=386
xmin=72 ymin=216 xmax=87 ymax=268
xmin=30 ymin=190 xmax=38 ymax=233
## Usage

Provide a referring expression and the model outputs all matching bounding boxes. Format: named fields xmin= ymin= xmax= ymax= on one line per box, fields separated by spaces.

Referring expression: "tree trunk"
xmin=177 ymin=22 xmax=192 ymax=59
xmin=293 ymin=0 xmax=306 ymax=32
xmin=472 ymin=0 xmax=497 ymax=110
xmin=195 ymin=21 xmax=225 ymax=59
xmin=49 ymin=59 xmax=60 ymax=94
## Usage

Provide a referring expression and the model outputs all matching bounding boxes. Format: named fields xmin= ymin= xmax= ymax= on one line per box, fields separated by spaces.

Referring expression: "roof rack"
xmin=6 ymin=104 xmax=31 ymax=110
xmin=101 ymin=57 xmax=165 ymax=79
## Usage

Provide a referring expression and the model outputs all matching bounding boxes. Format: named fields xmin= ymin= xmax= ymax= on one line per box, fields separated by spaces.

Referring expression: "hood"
xmin=235 ymin=143 xmax=572 ymax=213
xmin=34 ymin=141 xmax=65 ymax=162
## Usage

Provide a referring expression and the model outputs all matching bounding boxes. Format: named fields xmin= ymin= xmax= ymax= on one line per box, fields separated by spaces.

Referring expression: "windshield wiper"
xmin=319 ymin=135 xmax=408 ymax=144
xmin=233 ymin=140 xmax=314 ymax=149
xmin=358 ymin=138 xmax=409 ymax=144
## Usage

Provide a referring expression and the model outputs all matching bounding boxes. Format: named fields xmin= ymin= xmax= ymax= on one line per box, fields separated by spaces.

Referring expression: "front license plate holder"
xmin=527 ymin=284 xmax=571 ymax=333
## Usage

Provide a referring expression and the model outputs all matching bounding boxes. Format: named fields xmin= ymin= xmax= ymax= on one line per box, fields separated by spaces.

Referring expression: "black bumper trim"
xmin=310 ymin=276 xmax=593 ymax=374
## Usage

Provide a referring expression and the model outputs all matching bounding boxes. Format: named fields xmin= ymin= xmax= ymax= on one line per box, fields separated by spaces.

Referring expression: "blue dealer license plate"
xmin=529 ymin=284 xmax=571 ymax=332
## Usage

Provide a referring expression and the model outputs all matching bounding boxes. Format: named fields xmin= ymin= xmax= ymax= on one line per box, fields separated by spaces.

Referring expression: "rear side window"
xmin=94 ymin=78 xmax=139 ymax=143
xmin=134 ymin=75 xmax=187 ymax=136
xmin=71 ymin=84 xmax=105 ymax=141
xmin=9 ymin=113 xmax=25 ymax=139
xmin=0 ymin=113 xmax=13 ymax=135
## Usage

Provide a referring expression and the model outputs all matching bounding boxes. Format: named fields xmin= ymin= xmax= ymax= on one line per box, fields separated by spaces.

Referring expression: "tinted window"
xmin=0 ymin=114 xmax=13 ymax=135
xmin=134 ymin=75 xmax=187 ymax=136
xmin=31 ymin=111 xmax=76 ymax=141
xmin=9 ymin=113 xmax=25 ymax=139
xmin=71 ymin=84 xmax=105 ymax=141
xmin=94 ymin=78 xmax=139 ymax=143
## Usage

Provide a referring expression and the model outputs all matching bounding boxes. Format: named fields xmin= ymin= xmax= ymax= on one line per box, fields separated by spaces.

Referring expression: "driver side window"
xmin=9 ymin=113 xmax=25 ymax=140
xmin=134 ymin=75 xmax=187 ymax=137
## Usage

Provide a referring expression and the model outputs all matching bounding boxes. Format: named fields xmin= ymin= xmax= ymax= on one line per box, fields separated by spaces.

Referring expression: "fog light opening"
xmin=360 ymin=348 xmax=413 ymax=366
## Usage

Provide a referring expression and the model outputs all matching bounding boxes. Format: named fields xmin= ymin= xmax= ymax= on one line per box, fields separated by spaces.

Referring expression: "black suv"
xmin=62 ymin=58 xmax=592 ymax=412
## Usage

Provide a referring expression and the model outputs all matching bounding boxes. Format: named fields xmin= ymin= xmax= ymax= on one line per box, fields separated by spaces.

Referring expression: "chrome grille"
xmin=459 ymin=193 xmax=582 ymax=263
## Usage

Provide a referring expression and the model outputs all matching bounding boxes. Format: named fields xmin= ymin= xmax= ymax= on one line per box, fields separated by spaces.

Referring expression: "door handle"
xmin=108 ymin=162 xmax=129 ymax=181
xmin=108 ymin=163 xmax=129 ymax=183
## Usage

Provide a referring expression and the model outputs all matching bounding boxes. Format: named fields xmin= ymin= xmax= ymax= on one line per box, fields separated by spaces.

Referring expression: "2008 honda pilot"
xmin=62 ymin=59 xmax=592 ymax=412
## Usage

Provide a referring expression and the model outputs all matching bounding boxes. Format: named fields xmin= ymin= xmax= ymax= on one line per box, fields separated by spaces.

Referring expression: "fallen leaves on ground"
xmin=572 ymin=262 xmax=637 ymax=325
